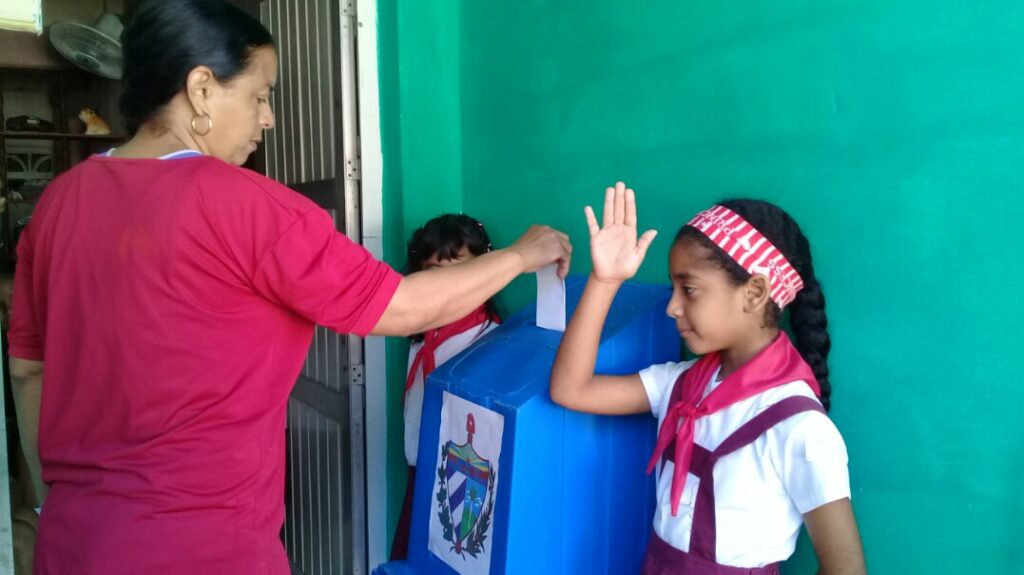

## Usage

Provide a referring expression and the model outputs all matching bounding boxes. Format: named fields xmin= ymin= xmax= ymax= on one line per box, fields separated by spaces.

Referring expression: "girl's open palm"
xmin=585 ymin=182 xmax=658 ymax=284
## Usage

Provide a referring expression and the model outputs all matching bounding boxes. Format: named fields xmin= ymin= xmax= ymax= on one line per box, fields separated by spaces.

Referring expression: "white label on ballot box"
xmin=429 ymin=392 xmax=505 ymax=575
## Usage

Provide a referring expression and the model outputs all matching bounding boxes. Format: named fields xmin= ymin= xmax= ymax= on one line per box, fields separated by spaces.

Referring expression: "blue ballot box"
xmin=375 ymin=278 xmax=680 ymax=575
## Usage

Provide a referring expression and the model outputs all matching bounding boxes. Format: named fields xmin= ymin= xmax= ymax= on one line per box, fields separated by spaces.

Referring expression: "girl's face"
xmin=422 ymin=246 xmax=475 ymax=270
xmin=666 ymin=241 xmax=751 ymax=356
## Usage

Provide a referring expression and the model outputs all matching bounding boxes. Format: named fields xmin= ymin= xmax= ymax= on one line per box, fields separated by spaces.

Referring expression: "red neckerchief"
xmin=646 ymin=332 xmax=821 ymax=515
xmin=404 ymin=306 xmax=498 ymax=396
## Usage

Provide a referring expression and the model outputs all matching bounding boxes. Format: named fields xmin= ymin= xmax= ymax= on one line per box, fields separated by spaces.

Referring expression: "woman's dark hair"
xmin=675 ymin=200 xmax=832 ymax=410
xmin=120 ymin=0 xmax=274 ymax=133
xmin=404 ymin=213 xmax=499 ymax=341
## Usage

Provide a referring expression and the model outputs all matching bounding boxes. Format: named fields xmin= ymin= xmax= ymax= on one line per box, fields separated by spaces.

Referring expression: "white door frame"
xmin=353 ymin=0 xmax=389 ymax=568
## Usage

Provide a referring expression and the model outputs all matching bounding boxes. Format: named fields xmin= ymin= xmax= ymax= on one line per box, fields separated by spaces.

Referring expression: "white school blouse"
xmin=404 ymin=321 xmax=498 ymax=466
xmin=639 ymin=360 xmax=851 ymax=567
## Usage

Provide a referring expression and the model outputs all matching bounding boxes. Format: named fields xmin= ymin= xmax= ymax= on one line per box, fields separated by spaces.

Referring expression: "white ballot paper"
xmin=535 ymin=264 xmax=566 ymax=331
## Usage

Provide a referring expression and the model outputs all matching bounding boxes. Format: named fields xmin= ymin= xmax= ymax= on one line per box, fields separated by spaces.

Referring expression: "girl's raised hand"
xmin=584 ymin=182 xmax=658 ymax=285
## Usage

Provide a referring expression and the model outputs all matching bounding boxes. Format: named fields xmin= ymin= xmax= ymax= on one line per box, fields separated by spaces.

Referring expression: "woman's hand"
xmin=585 ymin=182 xmax=657 ymax=285
xmin=509 ymin=225 xmax=573 ymax=278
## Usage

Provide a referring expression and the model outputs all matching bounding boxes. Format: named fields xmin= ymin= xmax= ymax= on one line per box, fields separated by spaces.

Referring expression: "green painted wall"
xmin=380 ymin=0 xmax=1023 ymax=570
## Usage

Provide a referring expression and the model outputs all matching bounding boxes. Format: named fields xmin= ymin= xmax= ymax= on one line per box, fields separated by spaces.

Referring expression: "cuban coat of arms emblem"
xmin=429 ymin=392 xmax=503 ymax=575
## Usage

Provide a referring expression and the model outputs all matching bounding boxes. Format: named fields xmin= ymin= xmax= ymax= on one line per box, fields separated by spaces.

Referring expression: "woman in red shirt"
xmin=6 ymin=1 xmax=570 ymax=573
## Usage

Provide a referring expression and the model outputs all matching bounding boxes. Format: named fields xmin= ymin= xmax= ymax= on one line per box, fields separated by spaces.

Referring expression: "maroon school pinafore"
xmin=641 ymin=392 xmax=825 ymax=575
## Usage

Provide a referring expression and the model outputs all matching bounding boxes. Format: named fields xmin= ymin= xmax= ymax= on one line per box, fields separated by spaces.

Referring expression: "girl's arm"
xmin=804 ymin=498 xmax=867 ymax=575
xmin=549 ymin=183 xmax=658 ymax=415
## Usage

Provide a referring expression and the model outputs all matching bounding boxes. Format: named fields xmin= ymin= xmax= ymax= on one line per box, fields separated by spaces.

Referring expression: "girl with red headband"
xmin=390 ymin=214 xmax=502 ymax=560
xmin=550 ymin=183 xmax=866 ymax=574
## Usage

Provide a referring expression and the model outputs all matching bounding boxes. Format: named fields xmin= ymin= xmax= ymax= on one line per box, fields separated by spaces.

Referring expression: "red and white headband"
xmin=687 ymin=205 xmax=804 ymax=309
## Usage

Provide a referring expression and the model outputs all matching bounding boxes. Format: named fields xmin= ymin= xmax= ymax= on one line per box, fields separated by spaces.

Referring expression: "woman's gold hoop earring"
xmin=191 ymin=112 xmax=213 ymax=136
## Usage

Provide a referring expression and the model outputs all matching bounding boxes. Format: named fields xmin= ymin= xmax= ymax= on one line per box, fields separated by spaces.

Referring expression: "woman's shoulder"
xmin=176 ymin=157 xmax=341 ymax=257
xmin=190 ymin=156 xmax=318 ymax=215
